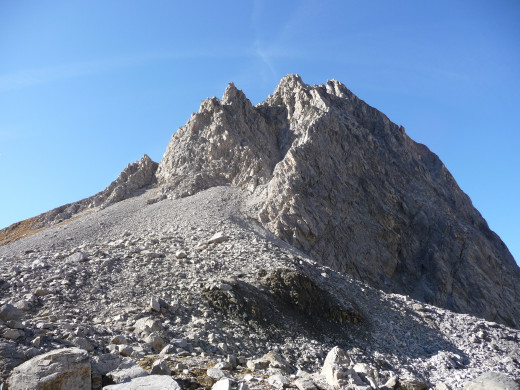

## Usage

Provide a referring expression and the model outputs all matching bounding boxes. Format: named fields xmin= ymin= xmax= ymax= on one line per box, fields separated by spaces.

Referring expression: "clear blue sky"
xmin=1 ymin=1 xmax=518 ymax=263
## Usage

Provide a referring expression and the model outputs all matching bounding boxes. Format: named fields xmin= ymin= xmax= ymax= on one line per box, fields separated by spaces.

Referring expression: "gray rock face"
xmin=156 ymin=74 xmax=520 ymax=329
xmin=7 ymin=347 xmax=90 ymax=390
xmin=157 ymin=82 xmax=284 ymax=196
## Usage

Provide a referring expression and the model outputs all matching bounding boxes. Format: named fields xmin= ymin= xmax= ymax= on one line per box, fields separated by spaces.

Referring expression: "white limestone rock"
xmin=156 ymin=74 xmax=520 ymax=329
xmin=8 ymin=347 xmax=90 ymax=390
xmin=151 ymin=359 xmax=171 ymax=375
xmin=106 ymin=364 xmax=148 ymax=384
xmin=463 ymin=372 xmax=519 ymax=390
xmin=212 ymin=378 xmax=233 ymax=390
xmin=320 ymin=346 xmax=351 ymax=388
xmin=133 ymin=316 xmax=163 ymax=335
xmin=103 ymin=375 xmax=180 ymax=390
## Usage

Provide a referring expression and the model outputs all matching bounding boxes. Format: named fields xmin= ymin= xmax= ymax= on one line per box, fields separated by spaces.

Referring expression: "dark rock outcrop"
xmin=157 ymin=75 xmax=520 ymax=328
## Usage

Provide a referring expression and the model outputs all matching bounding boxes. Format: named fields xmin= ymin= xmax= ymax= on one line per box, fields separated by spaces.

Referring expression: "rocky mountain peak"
xmin=1 ymin=75 xmax=519 ymax=389
xmin=221 ymin=82 xmax=249 ymax=106
xmin=156 ymin=75 xmax=520 ymax=329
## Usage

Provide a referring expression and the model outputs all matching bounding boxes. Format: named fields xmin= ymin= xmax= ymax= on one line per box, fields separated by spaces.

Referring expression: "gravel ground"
xmin=0 ymin=185 xmax=519 ymax=389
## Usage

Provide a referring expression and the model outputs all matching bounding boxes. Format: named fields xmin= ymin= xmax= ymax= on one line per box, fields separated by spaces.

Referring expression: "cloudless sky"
xmin=1 ymin=1 xmax=519 ymax=263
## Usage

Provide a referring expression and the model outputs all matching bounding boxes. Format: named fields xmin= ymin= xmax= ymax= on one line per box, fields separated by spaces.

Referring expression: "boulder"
xmin=464 ymin=372 xmax=519 ymax=390
xmin=0 ymin=304 xmax=23 ymax=322
xmin=133 ymin=316 xmax=163 ymax=335
xmin=103 ymin=375 xmax=181 ymax=390
xmin=212 ymin=378 xmax=232 ymax=390
xmin=106 ymin=364 xmax=148 ymax=384
xmin=320 ymin=346 xmax=351 ymax=388
xmin=8 ymin=348 xmax=90 ymax=390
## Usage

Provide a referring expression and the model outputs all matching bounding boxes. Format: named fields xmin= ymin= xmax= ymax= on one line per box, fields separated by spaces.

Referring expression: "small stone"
xmin=321 ymin=346 xmax=351 ymax=388
xmin=214 ymin=361 xmax=232 ymax=371
xmin=14 ymin=300 xmax=32 ymax=311
xmin=268 ymin=374 xmax=291 ymax=389
xmin=175 ymin=250 xmax=187 ymax=259
xmin=107 ymin=365 xmax=148 ymax=384
xmin=160 ymin=344 xmax=176 ymax=356
xmin=133 ymin=317 xmax=163 ymax=335
xmin=34 ymin=288 xmax=51 ymax=297
xmin=103 ymin=375 xmax=181 ymax=389
xmin=173 ymin=339 xmax=188 ymax=348
xmin=144 ymin=332 xmax=165 ymax=352
xmin=227 ymin=354 xmax=237 ymax=369
xmin=383 ymin=376 xmax=398 ymax=388
xmin=212 ymin=378 xmax=232 ymax=390
xmin=0 ymin=304 xmax=23 ymax=322
xmin=110 ymin=335 xmax=128 ymax=345
xmin=207 ymin=367 xmax=226 ymax=379
xmin=294 ymin=378 xmax=317 ymax=390
xmin=70 ymin=336 xmax=94 ymax=352
xmin=31 ymin=336 xmax=41 ymax=347
xmin=246 ymin=358 xmax=269 ymax=371
xmin=208 ymin=232 xmax=229 ymax=244
xmin=262 ymin=351 xmax=293 ymax=373
xmin=151 ymin=359 xmax=171 ymax=375
xmin=399 ymin=378 xmax=429 ymax=390
xmin=353 ymin=363 xmax=378 ymax=388
xmin=66 ymin=252 xmax=89 ymax=263
xmin=149 ymin=297 xmax=161 ymax=312
xmin=117 ymin=344 xmax=135 ymax=357
xmin=1 ymin=328 xmax=24 ymax=340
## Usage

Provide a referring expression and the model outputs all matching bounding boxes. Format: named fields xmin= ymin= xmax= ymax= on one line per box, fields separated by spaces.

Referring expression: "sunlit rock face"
xmin=157 ymin=74 xmax=520 ymax=328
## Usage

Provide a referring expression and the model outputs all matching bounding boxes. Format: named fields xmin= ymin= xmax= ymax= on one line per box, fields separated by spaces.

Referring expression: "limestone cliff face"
xmin=156 ymin=83 xmax=284 ymax=196
xmin=157 ymin=75 xmax=520 ymax=328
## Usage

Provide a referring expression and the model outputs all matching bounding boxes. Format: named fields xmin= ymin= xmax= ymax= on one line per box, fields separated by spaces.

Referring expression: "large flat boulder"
xmin=103 ymin=375 xmax=181 ymax=389
xmin=8 ymin=347 xmax=90 ymax=390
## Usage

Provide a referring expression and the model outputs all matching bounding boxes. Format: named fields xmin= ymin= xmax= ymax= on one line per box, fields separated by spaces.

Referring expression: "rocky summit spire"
xmin=156 ymin=75 xmax=520 ymax=329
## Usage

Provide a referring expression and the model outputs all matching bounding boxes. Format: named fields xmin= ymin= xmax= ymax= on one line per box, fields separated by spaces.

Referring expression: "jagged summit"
xmin=157 ymin=75 xmax=520 ymax=329
xmin=221 ymin=82 xmax=249 ymax=106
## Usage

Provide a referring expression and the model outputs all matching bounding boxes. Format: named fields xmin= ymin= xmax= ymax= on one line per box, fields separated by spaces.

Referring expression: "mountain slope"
xmin=0 ymin=155 xmax=157 ymax=246
xmin=0 ymin=186 xmax=518 ymax=389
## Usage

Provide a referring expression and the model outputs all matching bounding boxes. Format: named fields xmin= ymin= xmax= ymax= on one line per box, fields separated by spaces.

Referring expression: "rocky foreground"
xmin=1 ymin=186 xmax=519 ymax=389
